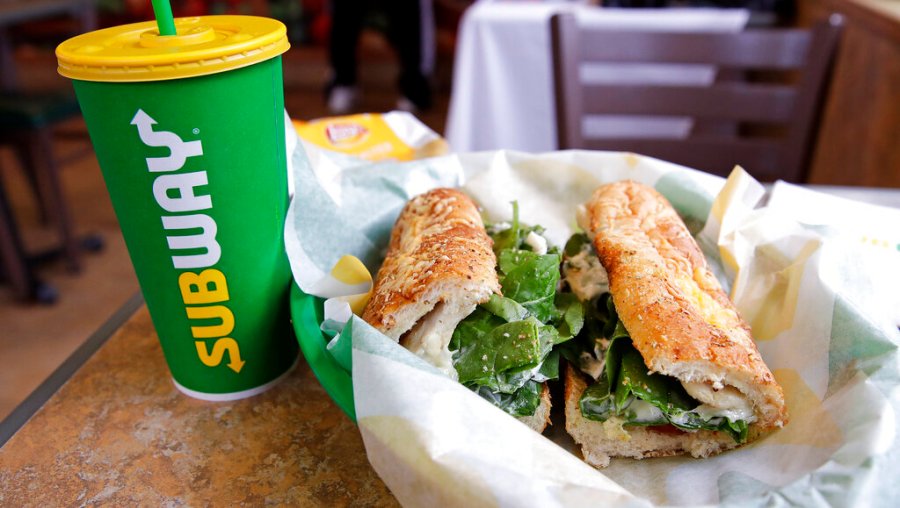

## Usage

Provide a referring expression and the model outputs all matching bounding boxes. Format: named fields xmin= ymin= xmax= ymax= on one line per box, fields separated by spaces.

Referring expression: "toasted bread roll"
xmin=568 ymin=180 xmax=786 ymax=466
xmin=362 ymin=188 xmax=501 ymax=378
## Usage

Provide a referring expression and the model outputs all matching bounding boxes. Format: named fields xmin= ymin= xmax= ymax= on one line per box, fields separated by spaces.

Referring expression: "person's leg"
xmin=327 ymin=0 xmax=367 ymax=112
xmin=328 ymin=0 xmax=367 ymax=86
xmin=382 ymin=0 xmax=434 ymax=110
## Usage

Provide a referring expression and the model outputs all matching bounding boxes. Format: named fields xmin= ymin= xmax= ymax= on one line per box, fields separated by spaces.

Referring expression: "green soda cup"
xmin=56 ymin=15 xmax=299 ymax=400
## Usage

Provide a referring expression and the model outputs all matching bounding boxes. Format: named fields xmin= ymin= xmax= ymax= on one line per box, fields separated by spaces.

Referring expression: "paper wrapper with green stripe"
xmin=284 ymin=144 xmax=900 ymax=507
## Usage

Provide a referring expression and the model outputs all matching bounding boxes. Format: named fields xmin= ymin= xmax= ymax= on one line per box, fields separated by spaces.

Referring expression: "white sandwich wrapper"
xmin=284 ymin=138 xmax=900 ymax=507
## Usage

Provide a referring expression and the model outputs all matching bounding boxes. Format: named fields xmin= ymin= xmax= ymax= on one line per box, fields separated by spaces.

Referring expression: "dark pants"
xmin=328 ymin=0 xmax=432 ymax=108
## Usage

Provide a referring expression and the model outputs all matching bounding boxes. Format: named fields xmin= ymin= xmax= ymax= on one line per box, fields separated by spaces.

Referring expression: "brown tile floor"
xmin=0 ymin=35 xmax=452 ymax=421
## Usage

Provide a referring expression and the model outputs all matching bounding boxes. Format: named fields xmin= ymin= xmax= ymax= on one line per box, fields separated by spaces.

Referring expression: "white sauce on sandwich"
xmin=524 ymin=231 xmax=548 ymax=255
xmin=627 ymin=399 xmax=665 ymax=423
xmin=565 ymin=247 xmax=609 ymax=302
xmin=400 ymin=302 xmax=462 ymax=380
xmin=682 ymin=381 xmax=756 ymax=423
xmin=579 ymin=339 xmax=610 ymax=380
xmin=579 ymin=351 xmax=605 ymax=380
xmin=563 ymin=204 xmax=610 ymax=302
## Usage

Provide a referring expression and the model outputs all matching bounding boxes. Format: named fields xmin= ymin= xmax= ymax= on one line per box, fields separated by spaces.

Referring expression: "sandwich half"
xmin=562 ymin=180 xmax=787 ymax=467
xmin=362 ymin=187 xmax=501 ymax=376
xmin=362 ymin=188 xmax=574 ymax=432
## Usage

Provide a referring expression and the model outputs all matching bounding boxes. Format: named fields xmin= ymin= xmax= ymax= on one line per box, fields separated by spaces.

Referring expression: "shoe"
xmin=327 ymin=85 xmax=359 ymax=115
xmin=395 ymin=96 xmax=419 ymax=113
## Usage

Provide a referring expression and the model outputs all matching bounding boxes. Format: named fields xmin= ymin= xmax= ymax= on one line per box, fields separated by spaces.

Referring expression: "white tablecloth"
xmin=444 ymin=2 xmax=750 ymax=152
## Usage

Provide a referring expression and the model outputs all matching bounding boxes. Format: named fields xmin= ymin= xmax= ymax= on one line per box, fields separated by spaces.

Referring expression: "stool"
xmin=0 ymin=91 xmax=102 ymax=303
xmin=0 ymin=92 xmax=83 ymax=271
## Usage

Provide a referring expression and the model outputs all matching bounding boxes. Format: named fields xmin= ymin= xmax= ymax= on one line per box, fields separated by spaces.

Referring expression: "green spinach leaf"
xmin=481 ymin=293 xmax=530 ymax=323
xmin=564 ymin=232 xmax=591 ymax=257
xmin=491 ymin=201 xmax=521 ymax=255
xmin=553 ymin=292 xmax=584 ymax=344
xmin=579 ymin=375 xmax=614 ymax=422
xmin=453 ymin=313 xmax=543 ymax=390
xmin=498 ymin=249 xmax=562 ymax=323
xmin=472 ymin=380 xmax=543 ymax=417
xmin=451 ymin=207 xmax=584 ymax=418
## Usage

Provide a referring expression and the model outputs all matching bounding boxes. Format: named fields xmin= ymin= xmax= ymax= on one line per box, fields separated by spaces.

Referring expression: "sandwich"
xmin=560 ymin=180 xmax=787 ymax=467
xmin=362 ymin=188 xmax=582 ymax=432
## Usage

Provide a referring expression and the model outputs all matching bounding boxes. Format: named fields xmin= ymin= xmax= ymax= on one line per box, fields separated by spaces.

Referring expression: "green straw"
xmin=151 ymin=0 xmax=177 ymax=36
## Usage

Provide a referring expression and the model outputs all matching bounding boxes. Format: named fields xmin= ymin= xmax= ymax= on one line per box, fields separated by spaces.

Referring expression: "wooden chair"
xmin=550 ymin=13 xmax=843 ymax=182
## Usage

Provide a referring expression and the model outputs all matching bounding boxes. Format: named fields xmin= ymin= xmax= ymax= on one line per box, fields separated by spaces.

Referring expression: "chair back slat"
xmin=582 ymin=83 xmax=798 ymax=123
xmin=578 ymin=30 xmax=813 ymax=70
xmin=551 ymin=12 xmax=844 ymax=182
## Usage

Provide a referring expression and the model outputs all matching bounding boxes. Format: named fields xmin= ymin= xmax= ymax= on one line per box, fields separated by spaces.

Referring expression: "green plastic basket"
xmin=290 ymin=283 xmax=356 ymax=421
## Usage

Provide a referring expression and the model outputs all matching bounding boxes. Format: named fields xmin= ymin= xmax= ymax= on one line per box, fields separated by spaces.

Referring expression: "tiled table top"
xmin=0 ymin=304 xmax=397 ymax=506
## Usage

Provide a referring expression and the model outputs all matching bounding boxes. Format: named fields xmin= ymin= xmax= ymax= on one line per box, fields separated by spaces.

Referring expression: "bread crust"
xmin=362 ymin=188 xmax=500 ymax=336
xmin=581 ymin=181 xmax=787 ymax=430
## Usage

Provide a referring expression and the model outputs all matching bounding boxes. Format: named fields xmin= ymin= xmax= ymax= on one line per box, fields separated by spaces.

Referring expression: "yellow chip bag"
xmin=293 ymin=112 xmax=448 ymax=162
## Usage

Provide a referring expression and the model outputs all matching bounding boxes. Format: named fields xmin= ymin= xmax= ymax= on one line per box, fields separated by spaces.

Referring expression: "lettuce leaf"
xmin=472 ymin=380 xmax=543 ymax=418
xmin=553 ymin=292 xmax=585 ymax=344
xmin=453 ymin=310 xmax=543 ymax=390
xmin=579 ymin=331 xmax=750 ymax=442
xmin=498 ymin=249 xmax=561 ymax=323
xmin=490 ymin=202 xmax=523 ymax=256
xmin=450 ymin=202 xmax=583 ymax=417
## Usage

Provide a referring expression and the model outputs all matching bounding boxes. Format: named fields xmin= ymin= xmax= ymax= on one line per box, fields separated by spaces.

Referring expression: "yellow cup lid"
xmin=56 ymin=15 xmax=289 ymax=82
